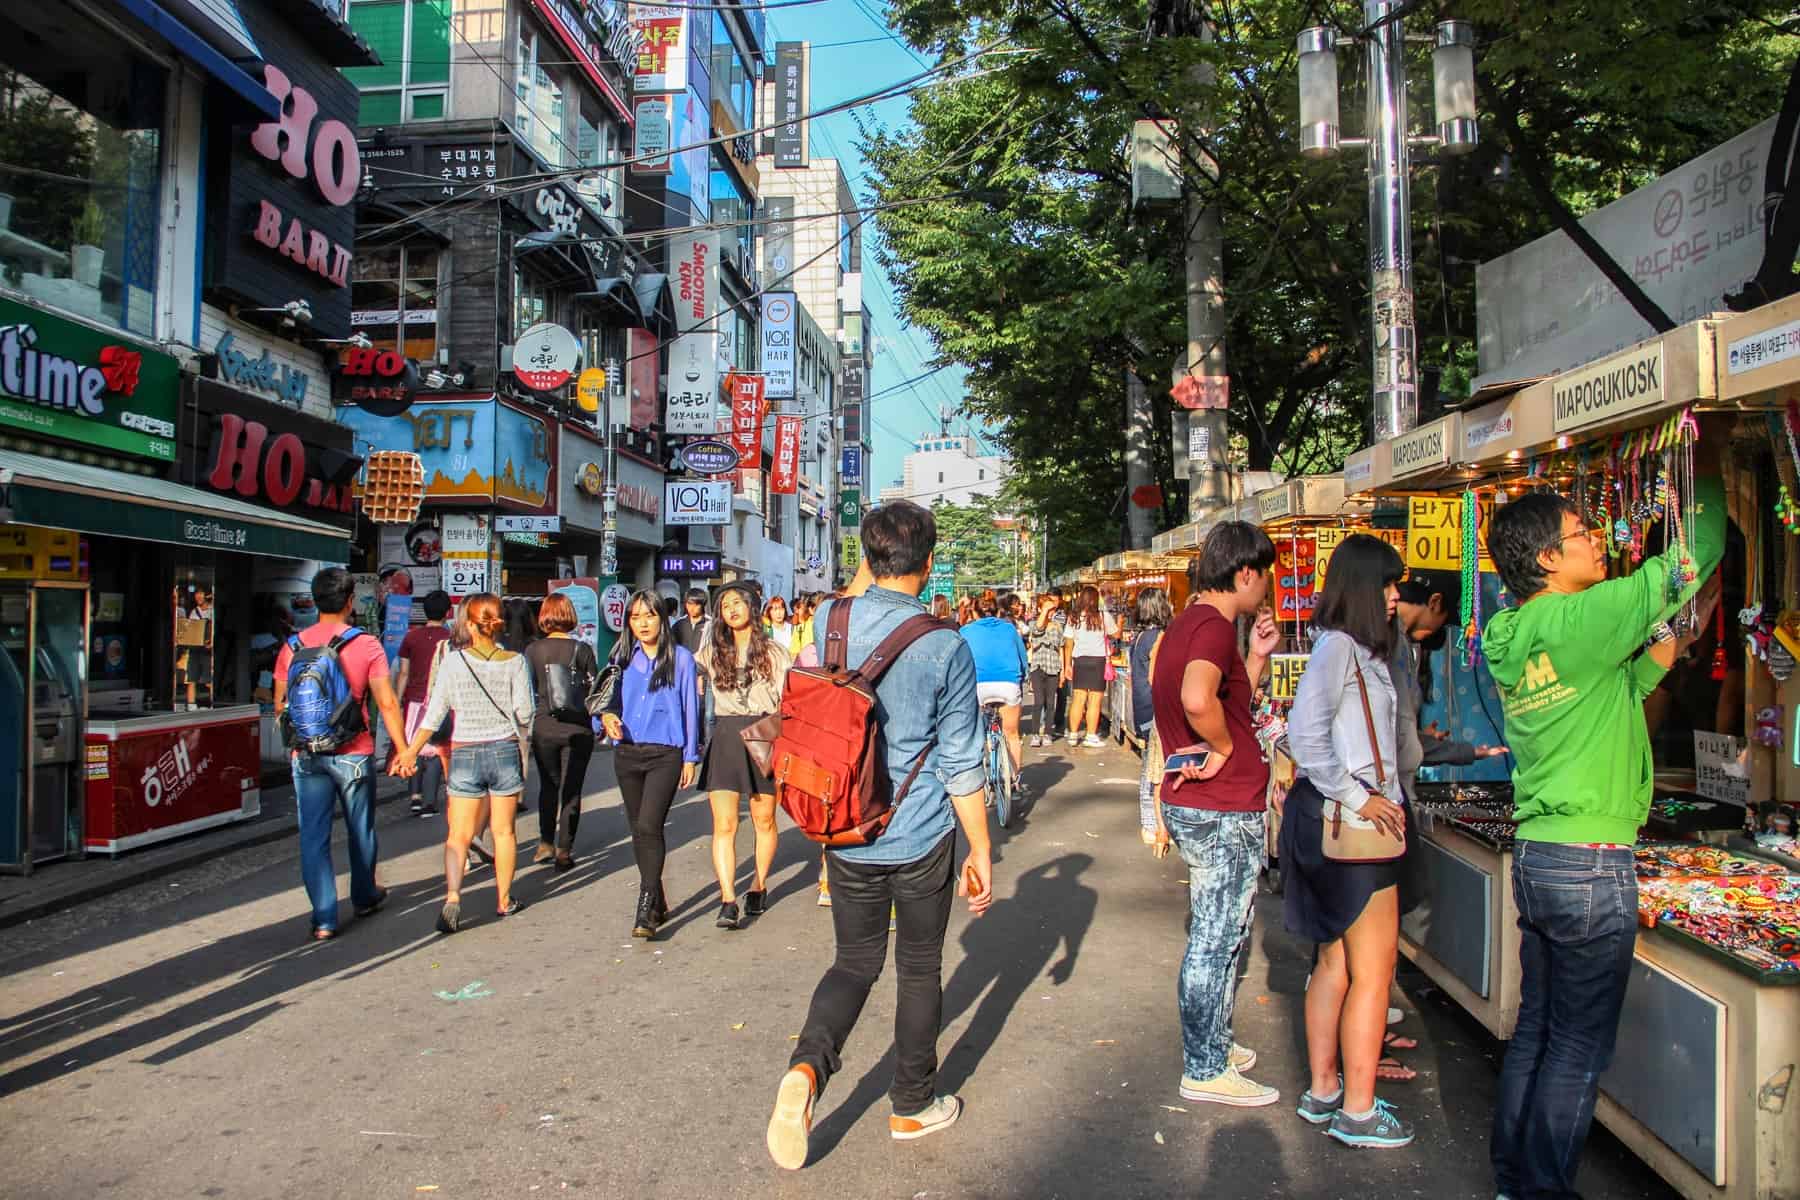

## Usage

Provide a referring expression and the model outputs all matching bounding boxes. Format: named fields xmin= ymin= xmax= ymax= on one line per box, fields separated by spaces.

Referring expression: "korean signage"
xmin=359 ymin=136 xmax=505 ymax=197
xmin=658 ymin=552 xmax=720 ymax=576
xmin=1391 ymin=417 xmax=1452 ymax=478
xmin=771 ymin=415 xmax=802 ymax=495
xmin=1461 ymin=407 xmax=1516 ymax=455
xmin=191 ymin=379 xmax=359 ymax=520
xmin=763 ymin=197 xmax=795 ymax=281
xmin=772 ymin=42 xmax=808 ymax=168
xmin=665 ymin=479 xmax=731 ymax=525
xmin=1549 ymin=342 xmax=1665 ymax=435
xmin=1187 ymin=420 xmax=1211 ymax=461
xmin=728 ymin=373 xmax=767 ymax=467
xmin=630 ymin=3 xmax=689 ymax=91
xmin=837 ymin=488 xmax=861 ymax=529
xmin=1269 ymin=654 xmax=1310 ymax=701
xmin=841 ymin=533 xmax=861 ymax=570
xmin=1171 ymin=374 xmax=1229 ymax=410
xmin=441 ymin=513 xmax=490 ymax=595
xmin=0 ymin=299 xmax=179 ymax=461
xmin=666 ymin=232 xmax=720 ymax=435
xmin=680 ymin=438 xmax=738 ymax=475
xmin=513 ymin=322 xmax=584 ymax=392
xmin=761 ymin=293 xmax=797 ymax=399
xmin=1406 ymin=496 xmax=1494 ymax=573
xmin=1272 ymin=535 xmax=1316 ymax=624
xmin=631 ymin=96 xmax=671 ymax=173
xmin=841 ymin=445 xmax=863 ymax=485
xmin=84 ymin=714 xmax=260 ymax=853
xmin=1727 ymin=316 xmax=1800 ymax=376
xmin=496 ymin=515 xmax=562 ymax=533
xmin=531 ymin=0 xmax=638 ymax=120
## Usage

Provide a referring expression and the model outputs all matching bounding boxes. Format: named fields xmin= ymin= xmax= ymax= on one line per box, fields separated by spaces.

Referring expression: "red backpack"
xmin=767 ymin=598 xmax=953 ymax=846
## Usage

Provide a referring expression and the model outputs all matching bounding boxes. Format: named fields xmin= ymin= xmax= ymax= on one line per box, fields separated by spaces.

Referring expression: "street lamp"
xmin=1296 ymin=5 xmax=1479 ymax=442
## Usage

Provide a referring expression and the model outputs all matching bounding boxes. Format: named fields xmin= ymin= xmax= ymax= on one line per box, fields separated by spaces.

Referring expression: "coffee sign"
xmin=680 ymin=438 xmax=738 ymax=476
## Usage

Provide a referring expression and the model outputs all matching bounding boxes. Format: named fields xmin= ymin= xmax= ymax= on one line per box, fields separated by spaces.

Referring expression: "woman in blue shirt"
xmin=600 ymin=590 xmax=701 ymax=939
xmin=959 ymin=592 xmax=1030 ymax=774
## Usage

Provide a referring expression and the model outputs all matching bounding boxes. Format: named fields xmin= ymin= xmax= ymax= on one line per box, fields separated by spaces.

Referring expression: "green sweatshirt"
xmin=1484 ymin=477 xmax=1725 ymax=845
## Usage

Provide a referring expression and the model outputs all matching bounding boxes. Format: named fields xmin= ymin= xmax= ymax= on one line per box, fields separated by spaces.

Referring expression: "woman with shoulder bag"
xmin=600 ymin=590 xmax=701 ymax=939
xmin=1280 ymin=535 xmax=1414 ymax=1150
xmin=526 ymin=593 xmax=601 ymax=872
xmin=396 ymin=593 xmax=534 ymax=933
xmin=694 ymin=583 xmax=792 ymax=929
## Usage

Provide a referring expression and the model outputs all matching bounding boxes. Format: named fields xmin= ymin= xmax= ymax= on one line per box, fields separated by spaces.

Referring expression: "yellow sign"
xmin=576 ymin=367 xmax=607 ymax=414
xmin=1406 ymin=497 xmax=1494 ymax=573
xmin=841 ymin=534 xmax=861 ymax=568
xmin=1315 ymin=527 xmax=1346 ymax=593
xmin=0 ymin=526 xmax=80 ymax=580
xmin=1269 ymin=654 xmax=1310 ymax=701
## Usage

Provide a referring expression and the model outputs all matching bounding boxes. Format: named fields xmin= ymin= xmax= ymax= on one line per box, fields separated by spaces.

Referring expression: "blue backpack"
xmin=280 ymin=628 xmax=368 ymax=754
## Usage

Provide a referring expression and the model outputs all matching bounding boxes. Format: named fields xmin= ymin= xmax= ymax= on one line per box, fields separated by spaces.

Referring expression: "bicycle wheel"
xmin=991 ymin=735 xmax=1014 ymax=828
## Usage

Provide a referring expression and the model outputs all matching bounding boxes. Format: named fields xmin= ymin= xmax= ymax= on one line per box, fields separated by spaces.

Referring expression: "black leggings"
xmin=614 ymin=742 xmax=684 ymax=893
xmin=1030 ymin=669 xmax=1061 ymax=737
xmin=409 ymin=752 xmax=444 ymax=809
xmin=533 ymin=721 xmax=595 ymax=852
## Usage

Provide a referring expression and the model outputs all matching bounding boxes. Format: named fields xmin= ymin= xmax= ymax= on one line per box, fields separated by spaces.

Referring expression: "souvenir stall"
xmin=1092 ymin=551 xmax=1193 ymax=746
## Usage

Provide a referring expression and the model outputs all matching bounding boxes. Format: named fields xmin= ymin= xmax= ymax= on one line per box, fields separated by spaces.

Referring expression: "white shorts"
xmin=977 ymin=682 xmax=1023 ymax=708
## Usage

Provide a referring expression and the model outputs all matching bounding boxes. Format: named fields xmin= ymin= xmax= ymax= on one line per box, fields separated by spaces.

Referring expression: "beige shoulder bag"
xmin=1321 ymin=656 xmax=1406 ymax=864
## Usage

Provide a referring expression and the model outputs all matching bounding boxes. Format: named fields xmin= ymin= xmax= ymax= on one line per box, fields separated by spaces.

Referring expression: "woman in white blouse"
xmin=397 ymin=592 xmax=534 ymax=934
xmin=1279 ymin=535 xmax=1414 ymax=1150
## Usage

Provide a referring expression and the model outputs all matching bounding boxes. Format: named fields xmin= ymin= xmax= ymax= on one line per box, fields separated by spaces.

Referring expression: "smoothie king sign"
xmin=666 ymin=232 xmax=720 ymax=435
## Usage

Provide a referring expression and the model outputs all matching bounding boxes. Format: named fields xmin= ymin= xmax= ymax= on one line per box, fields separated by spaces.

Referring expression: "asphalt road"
xmin=0 ymin=740 xmax=1676 ymax=1200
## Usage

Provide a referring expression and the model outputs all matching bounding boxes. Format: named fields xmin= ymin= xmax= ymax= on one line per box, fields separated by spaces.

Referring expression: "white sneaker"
xmin=1066 ymin=734 xmax=1080 ymax=747
xmin=1083 ymin=734 xmax=1106 ymax=749
xmin=1178 ymin=1065 xmax=1280 ymax=1107
xmin=1229 ymin=1042 xmax=1257 ymax=1072
xmin=890 ymin=1093 xmax=962 ymax=1141
xmin=766 ymin=1066 xmax=816 ymax=1170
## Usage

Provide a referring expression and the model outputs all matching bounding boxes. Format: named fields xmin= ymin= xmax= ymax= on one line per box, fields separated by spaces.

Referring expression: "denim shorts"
xmin=447 ymin=740 xmax=524 ymax=797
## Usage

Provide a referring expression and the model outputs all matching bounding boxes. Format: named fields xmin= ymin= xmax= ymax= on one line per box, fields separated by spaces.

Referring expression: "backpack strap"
xmin=853 ymin=613 xmax=956 ymax=687
xmin=823 ymin=598 xmax=853 ymax=672
xmin=326 ymin=628 xmax=362 ymax=651
xmin=287 ymin=633 xmax=304 ymax=654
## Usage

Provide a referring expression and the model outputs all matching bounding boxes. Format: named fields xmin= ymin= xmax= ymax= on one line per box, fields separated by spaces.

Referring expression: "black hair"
xmin=1134 ymin=586 xmax=1173 ymax=629
xmin=975 ymin=592 xmax=998 ymax=617
xmin=684 ymin=587 xmax=707 ymax=608
xmin=862 ymin=500 xmax=936 ymax=579
xmin=1489 ymin=493 xmax=1579 ymax=601
xmin=1394 ymin=570 xmax=1460 ymax=615
xmin=707 ymin=583 xmax=777 ymax=687
xmin=502 ymin=597 xmax=539 ymax=649
xmin=311 ymin=566 xmax=355 ymax=616
xmin=612 ymin=588 xmax=677 ymax=689
xmin=1311 ymin=534 xmax=1404 ymax=657
xmin=1190 ymin=521 xmax=1277 ymax=593
xmin=421 ymin=589 xmax=452 ymax=620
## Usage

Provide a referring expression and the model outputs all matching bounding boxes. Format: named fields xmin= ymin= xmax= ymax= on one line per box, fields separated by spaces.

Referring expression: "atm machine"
xmin=1 ymin=581 xmax=88 ymax=872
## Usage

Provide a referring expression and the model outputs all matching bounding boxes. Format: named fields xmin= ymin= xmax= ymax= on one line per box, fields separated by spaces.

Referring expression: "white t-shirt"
xmin=1065 ymin=623 xmax=1109 ymax=659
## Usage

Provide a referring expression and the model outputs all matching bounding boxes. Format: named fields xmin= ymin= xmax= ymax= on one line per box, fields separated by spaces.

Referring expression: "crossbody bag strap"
xmin=854 ymin=614 xmax=956 ymax=686
xmin=460 ymin=650 xmax=515 ymax=726
xmin=1350 ymin=657 xmax=1387 ymax=789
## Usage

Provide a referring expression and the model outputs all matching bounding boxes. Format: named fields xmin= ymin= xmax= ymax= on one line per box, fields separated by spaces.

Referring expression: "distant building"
xmin=900 ymin=434 xmax=1007 ymax=509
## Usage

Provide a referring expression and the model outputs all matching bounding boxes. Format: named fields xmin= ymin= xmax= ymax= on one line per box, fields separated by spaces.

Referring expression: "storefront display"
xmin=84 ymin=707 xmax=261 ymax=855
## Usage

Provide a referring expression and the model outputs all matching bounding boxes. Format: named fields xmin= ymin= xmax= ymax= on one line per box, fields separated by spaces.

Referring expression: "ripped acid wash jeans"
xmin=1164 ymin=806 xmax=1264 ymax=1081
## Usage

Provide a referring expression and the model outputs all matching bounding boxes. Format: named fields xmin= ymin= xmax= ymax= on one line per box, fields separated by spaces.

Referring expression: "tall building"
xmin=900 ymin=434 xmax=1007 ymax=509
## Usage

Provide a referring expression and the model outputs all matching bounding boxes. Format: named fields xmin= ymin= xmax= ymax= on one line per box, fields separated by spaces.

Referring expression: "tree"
xmin=931 ymin=495 xmax=1021 ymax=590
xmin=862 ymin=0 xmax=1795 ymax=576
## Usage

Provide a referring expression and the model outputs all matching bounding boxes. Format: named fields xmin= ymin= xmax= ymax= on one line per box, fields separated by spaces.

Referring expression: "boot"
xmin=633 ymin=888 xmax=659 ymax=939
xmin=653 ymin=882 xmax=669 ymax=925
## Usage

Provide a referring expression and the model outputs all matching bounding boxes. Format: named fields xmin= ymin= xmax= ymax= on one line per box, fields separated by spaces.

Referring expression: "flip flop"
xmin=1383 ymin=1031 xmax=1419 ymax=1051
xmin=1375 ymin=1057 xmax=1417 ymax=1083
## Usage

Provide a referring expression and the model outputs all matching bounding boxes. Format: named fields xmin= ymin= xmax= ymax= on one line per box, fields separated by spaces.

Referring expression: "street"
xmin=0 ymin=742 xmax=1674 ymax=1200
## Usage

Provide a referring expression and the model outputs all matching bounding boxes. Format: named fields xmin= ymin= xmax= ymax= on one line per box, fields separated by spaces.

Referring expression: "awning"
xmin=632 ymin=274 xmax=677 ymax=338
xmin=112 ymin=0 xmax=283 ymax=121
xmin=0 ymin=450 xmax=353 ymax=563
xmin=573 ymin=277 xmax=642 ymax=325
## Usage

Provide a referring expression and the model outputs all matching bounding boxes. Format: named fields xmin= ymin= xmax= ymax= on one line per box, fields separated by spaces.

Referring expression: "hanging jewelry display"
xmin=1775 ymin=402 xmax=1800 ymax=534
xmin=1460 ymin=489 xmax=1482 ymax=667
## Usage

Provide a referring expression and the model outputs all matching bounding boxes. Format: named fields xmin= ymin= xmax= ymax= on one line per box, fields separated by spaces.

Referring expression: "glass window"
xmin=515 ymin=24 xmax=570 ymax=169
xmin=513 ymin=265 xmax=552 ymax=338
xmin=574 ymin=102 xmax=623 ymax=221
xmin=0 ymin=9 xmax=166 ymax=336
xmin=709 ymin=14 xmax=754 ymax=133
xmin=352 ymin=245 xmax=439 ymax=360
xmin=346 ymin=0 xmax=450 ymax=124
xmin=709 ymin=154 xmax=754 ymax=276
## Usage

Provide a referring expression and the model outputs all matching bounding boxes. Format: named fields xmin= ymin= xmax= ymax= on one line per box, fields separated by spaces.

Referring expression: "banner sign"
xmin=771 ymin=415 xmax=802 ymax=494
xmin=629 ymin=3 xmax=688 ymax=91
xmin=837 ymin=488 xmax=861 ymax=529
xmin=763 ymin=197 xmax=795 ymax=281
xmin=728 ymin=372 xmax=767 ymax=466
xmin=666 ymin=231 xmax=720 ymax=435
xmin=631 ymin=95 xmax=671 ymax=173
xmin=1406 ymin=497 xmax=1494 ymax=573
xmin=841 ymin=445 xmax=863 ymax=485
xmin=760 ymin=292 xmax=797 ymax=399
xmin=1272 ymin=535 xmax=1317 ymax=624
xmin=665 ymin=479 xmax=731 ymax=525
xmin=772 ymin=42 xmax=807 ymax=167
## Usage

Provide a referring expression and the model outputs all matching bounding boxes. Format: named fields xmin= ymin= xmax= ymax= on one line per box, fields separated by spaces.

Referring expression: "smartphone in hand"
xmin=1163 ymin=749 xmax=1212 ymax=776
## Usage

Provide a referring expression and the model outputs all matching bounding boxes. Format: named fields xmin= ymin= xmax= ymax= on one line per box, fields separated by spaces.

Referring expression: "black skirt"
xmin=1071 ymin=655 xmax=1107 ymax=692
xmin=700 ymin=713 xmax=774 ymax=797
xmin=1279 ymin=778 xmax=1401 ymax=943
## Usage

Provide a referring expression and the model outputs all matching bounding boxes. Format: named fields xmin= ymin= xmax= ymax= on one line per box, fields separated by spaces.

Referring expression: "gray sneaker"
xmin=1327 ymin=1099 xmax=1414 ymax=1148
xmin=1296 ymin=1082 xmax=1342 ymax=1125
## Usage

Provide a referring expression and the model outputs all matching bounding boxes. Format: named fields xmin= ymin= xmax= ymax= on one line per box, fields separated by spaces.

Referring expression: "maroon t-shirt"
xmin=398 ymin=625 xmax=451 ymax=704
xmin=1150 ymin=602 xmax=1269 ymax=811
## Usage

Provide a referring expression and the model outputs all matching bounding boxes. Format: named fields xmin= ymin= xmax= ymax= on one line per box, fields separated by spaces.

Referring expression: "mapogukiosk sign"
xmin=0 ymin=298 xmax=180 ymax=461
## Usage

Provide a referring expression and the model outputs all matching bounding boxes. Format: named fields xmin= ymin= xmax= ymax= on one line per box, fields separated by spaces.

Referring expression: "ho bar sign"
xmin=664 ymin=479 xmax=730 ymax=526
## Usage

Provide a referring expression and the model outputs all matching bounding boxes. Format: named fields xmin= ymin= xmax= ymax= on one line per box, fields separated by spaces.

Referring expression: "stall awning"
xmin=0 ymin=450 xmax=353 ymax=564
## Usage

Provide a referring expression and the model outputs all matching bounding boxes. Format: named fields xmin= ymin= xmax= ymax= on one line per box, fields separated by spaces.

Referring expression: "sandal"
xmin=1383 ymin=1031 xmax=1419 ymax=1052
xmin=1375 ymin=1057 xmax=1418 ymax=1083
xmin=309 ymin=926 xmax=337 ymax=942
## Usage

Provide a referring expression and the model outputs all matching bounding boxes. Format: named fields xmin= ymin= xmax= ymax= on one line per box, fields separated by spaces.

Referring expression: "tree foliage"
xmin=861 ymin=0 xmax=1794 ymax=574
xmin=931 ymin=494 xmax=1027 ymax=590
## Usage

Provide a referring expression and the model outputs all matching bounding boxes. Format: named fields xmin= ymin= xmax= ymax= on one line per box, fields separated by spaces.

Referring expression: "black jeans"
xmin=790 ymin=832 xmax=955 ymax=1115
xmin=408 ymin=753 xmax=444 ymax=810
xmin=614 ymin=742 xmax=683 ymax=893
xmin=532 ymin=720 xmax=595 ymax=852
xmin=1030 ymin=668 xmax=1061 ymax=737
xmin=1492 ymin=842 xmax=1638 ymax=1200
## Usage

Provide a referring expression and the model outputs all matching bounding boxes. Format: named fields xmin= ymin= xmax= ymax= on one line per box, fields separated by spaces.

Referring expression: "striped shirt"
xmin=419 ymin=646 xmax=534 ymax=744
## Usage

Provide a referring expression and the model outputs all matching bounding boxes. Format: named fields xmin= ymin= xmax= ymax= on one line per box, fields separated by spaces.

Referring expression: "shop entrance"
xmin=0 ymin=581 xmax=90 ymax=872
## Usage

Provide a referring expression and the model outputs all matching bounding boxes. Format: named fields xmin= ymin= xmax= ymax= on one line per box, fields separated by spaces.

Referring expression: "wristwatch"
xmin=1647 ymin=621 xmax=1676 ymax=646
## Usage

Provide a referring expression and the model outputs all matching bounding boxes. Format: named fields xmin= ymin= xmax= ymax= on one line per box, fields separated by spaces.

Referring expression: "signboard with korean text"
xmin=841 ymin=445 xmax=863 ymax=485
xmin=1171 ymin=374 xmax=1229 ymax=410
xmin=761 ymin=293 xmax=797 ymax=399
xmin=771 ymin=415 xmax=802 ymax=494
xmin=630 ymin=3 xmax=689 ymax=91
xmin=496 ymin=515 xmax=562 ymax=534
xmin=1272 ymin=535 xmax=1316 ymax=625
xmin=840 ymin=533 xmax=861 ymax=571
xmin=665 ymin=479 xmax=731 ymax=525
xmin=84 ymin=713 xmax=261 ymax=854
xmin=1694 ymin=731 xmax=1750 ymax=805
xmin=1314 ymin=526 xmax=1346 ymax=593
xmin=1269 ymin=654 xmax=1310 ymax=701
xmin=666 ymin=232 xmax=720 ymax=435
xmin=359 ymin=134 xmax=507 ymax=197
xmin=772 ymin=42 xmax=808 ymax=168
xmin=838 ymin=488 xmax=861 ymax=529
xmin=602 ymin=582 xmax=631 ymax=632
xmin=631 ymin=96 xmax=671 ymax=172
xmin=728 ymin=373 xmax=767 ymax=466
xmin=1406 ymin=496 xmax=1494 ymax=573
xmin=0 ymin=297 xmax=180 ymax=461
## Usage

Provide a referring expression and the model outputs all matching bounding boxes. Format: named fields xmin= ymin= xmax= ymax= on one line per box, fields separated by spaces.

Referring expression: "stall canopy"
xmin=0 ymin=449 xmax=354 ymax=563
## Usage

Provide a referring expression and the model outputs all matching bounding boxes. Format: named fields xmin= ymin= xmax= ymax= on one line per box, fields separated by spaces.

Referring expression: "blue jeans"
xmin=1165 ymin=806 xmax=1264 ymax=1080
xmin=291 ymin=752 xmax=380 ymax=932
xmin=1491 ymin=842 xmax=1638 ymax=1200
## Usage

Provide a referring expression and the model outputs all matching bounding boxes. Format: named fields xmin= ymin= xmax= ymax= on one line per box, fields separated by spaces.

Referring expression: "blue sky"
xmin=766 ymin=0 xmax=972 ymax=495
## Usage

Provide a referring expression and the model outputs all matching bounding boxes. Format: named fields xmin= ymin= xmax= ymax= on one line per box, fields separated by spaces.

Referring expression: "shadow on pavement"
xmin=805 ymin=852 xmax=1099 ymax=1162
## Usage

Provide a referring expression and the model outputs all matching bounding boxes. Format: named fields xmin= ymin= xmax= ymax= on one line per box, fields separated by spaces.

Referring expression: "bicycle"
xmin=983 ymin=700 xmax=1018 ymax=828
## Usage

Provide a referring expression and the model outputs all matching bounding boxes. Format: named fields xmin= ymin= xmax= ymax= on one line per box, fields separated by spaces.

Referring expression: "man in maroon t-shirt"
xmin=1149 ymin=520 xmax=1280 ymax=1108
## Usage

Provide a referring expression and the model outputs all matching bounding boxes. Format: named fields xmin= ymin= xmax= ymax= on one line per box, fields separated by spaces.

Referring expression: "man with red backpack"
xmin=765 ymin=501 xmax=993 ymax=1170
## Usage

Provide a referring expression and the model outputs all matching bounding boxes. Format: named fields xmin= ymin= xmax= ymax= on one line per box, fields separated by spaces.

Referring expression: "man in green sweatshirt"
xmin=1483 ymin=464 xmax=1724 ymax=1200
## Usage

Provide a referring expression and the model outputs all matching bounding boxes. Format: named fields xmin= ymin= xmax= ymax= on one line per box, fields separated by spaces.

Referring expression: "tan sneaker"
xmin=766 ymin=1065 xmax=817 ymax=1170
xmin=1179 ymin=1065 xmax=1280 ymax=1107
xmin=890 ymin=1093 xmax=962 ymax=1141
xmin=1229 ymin=1043 xmax=1258 ymax=1072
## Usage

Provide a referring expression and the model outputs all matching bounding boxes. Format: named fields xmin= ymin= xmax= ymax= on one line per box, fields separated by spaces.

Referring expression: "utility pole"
xmin=1124 ymin=365 xmax=1155 ymax=547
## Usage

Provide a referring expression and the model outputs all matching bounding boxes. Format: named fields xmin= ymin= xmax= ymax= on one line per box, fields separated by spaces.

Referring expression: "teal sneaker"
xmin=1296 ymin=1076 xmax=1343 ymax=1125
xmin=1327 ymin=1099 xmax=1414 ymax=1148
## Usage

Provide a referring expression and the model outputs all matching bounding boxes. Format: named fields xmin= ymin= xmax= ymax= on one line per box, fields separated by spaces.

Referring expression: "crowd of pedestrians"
xmin=267 ymin=484 xmax=1723 ymax=1192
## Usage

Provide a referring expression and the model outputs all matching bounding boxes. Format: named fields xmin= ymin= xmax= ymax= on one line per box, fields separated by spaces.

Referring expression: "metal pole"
xmin=1365 ymin=0 xmax=1418 ymax=441
xmin=1184 ymin=17 xmax=1230 ymax=522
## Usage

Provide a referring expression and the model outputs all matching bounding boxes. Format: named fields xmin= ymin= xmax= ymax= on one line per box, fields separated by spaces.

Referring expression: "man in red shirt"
xmin=274 ymin=567 xmax=410 ymax=940
xmin=1150 ymin=521 xmax=1280 ymax=1107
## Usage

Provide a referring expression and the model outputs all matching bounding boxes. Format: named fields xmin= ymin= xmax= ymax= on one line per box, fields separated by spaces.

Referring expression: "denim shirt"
xmin=815 ymin=586 xmax=985 ymax=865
xmin=617 ymin=644 xmax=702 ymax=763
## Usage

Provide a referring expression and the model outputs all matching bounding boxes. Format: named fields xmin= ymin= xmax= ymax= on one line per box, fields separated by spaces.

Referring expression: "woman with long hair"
xmin=526 ymin=593 xmax=601 ymax=872
xmin=600 ymin=590 xmax=702 ymax=938
xmin=791 ymin=593 xmax=817 ymax=657
xmin=930 ymin=594 xmax=955 ymax=624
xmin=1129 ymin=587 xmax=1174 ymax=839
xmin=1281 ymin=535 xmax=1415 ymax=1149
xmin=501 ymin=597 xmax=541 ymax=650
xmin=1026 ymin=592 xmax=1065 ymax=747
xmin=763 ymin=595 xmax=794 ymax=651
xmin=955 ymin=594 xmax=975 ymax=628
xmin=695 ymin=583 xmax=792 ymax=928
xmin=1061 ymin=584 xmax=1118 ymax=748
xmin=397 ymin=593 xmax=534 ymax=934
xmin=960 ymin=590 xmax=1029 ymax=772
